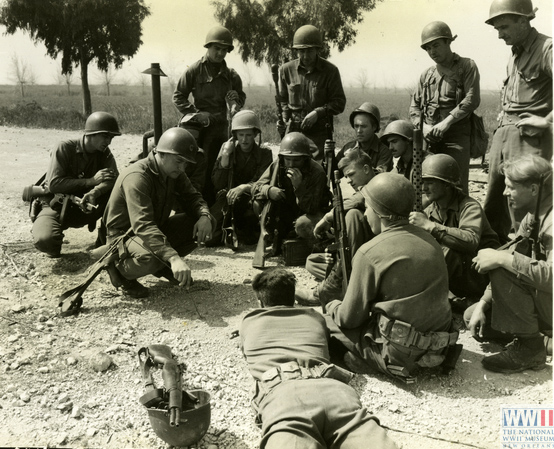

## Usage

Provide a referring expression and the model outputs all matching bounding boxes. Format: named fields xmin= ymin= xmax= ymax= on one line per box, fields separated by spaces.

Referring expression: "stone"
xmin=89 ymin=352 xmax=112 ymax=372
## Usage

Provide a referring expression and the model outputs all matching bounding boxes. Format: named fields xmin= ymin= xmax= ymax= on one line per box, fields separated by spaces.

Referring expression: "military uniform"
xmin=240 ymin=306 xmax=398 ymax=449
xmin=484 ymin=28 xmax=553 ymax=243
xmin=337 ymin=137 xmax=392 ymax=175
xmin=33 ymin=137 xmax=118 ymax=257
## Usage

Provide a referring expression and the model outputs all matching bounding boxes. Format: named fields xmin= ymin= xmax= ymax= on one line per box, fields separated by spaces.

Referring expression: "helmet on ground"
xmin=380 ymin=120 xmax=414 ymax=143
xmin=422 ymin=154 xmax=461 ymax=186
xmin=84 ymin=112 xmax=121 ymax=136
xmin=361 ymin=173 xmax=415 ymax=219
xmin=485 ymin=0 xmax=535 ymax=25
xmin=279 ymin=132 xmax=312 ymax=157
xmin=349 ymin=103 xmax=381 ymax=132
xmin=204 ymin=26 xmax=234 ymax=51
xmin=420 ymin=21 xmax=457 ymax=48
xmin=231 ymin=110 xmax=261 ymax=134
xmin=145 ymin=389 xmax=211 ymax=447
xmin=155 ymin=127 xmax=198 ymax=164
xmin=292 ymin=25 xmax=323 ymax=49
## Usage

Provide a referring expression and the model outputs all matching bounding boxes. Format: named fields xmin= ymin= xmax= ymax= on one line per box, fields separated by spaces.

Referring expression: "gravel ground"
xmin=0 ymin=125 xmax=551 ymax=449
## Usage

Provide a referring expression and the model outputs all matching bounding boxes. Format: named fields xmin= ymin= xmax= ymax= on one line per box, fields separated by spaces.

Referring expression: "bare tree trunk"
xmin=80 ymin=54 xmax=92 ymax=116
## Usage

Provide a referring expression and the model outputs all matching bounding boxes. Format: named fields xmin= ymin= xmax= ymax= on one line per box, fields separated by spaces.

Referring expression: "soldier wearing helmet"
xmin=483 ymin=0 xmax=552 ymax=244
xmin=207 ymin=110 xmax=273 ymax=246
xmin=409 ymin=21 xmax=481 ymax=193
xmin=322 ymin=173 xmax=456 ymax=381
xmin=409 ymin=154 xmax=499 ymax=309
xmin=277 ymin=25 xmax=346 ymax=161
xmin=336 ymin=103 xmax=392 ymax=175
xmin=32 ymin=111 xmax=121 ymax=258
xmin=173 ymin=25 xmax=246 ymax=205
xmin=252 ymin=132 xmax=329 ymax=254
xmin=380 ymin=120 xmax=416 ymax=179
xmin=103 ymin=127 xmax=214 ymax=298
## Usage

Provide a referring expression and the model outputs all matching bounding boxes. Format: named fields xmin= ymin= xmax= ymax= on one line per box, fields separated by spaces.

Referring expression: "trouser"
xmin=484 ymin=124 xmax=553 ymax=244
xmin=110 ymin=213 xmax=198 ymax=280
xmin=443 ymin=247 xmax=489 ymax=299
xmin=427 ymin=121 xmax=471 ymax=193
xmin=258 ymin=378 xmax=397 ymax=449
xmin=199 ymin=121 xmax=229 ymax=206
xmin=32 ymin=195 xmax=107 ymax=257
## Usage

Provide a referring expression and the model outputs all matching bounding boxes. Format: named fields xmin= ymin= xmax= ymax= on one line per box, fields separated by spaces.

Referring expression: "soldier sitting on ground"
xmin=323 ymin=173 xmax=458 ymax=382
xmin=32 ymin=112 xmax=121 ymax=258
xmin=466 ymin=154 xmax=552 ymax=373
xmin=252 ymin=132 xmax=329 ymax=255
xmin=409 ymin=154 xmax=499 ymax=310
xmin=336 ymin=102 xmax=392 ymax=174
xmin=102 ymin=127 xmax=214 ymax=299
xmin=207 ymin=110 xmax=273 ymax=246
xmin=241 ymin=267 xmax=399 ymax=449
xmin=381 ymin=120 xmax=417 ymax=180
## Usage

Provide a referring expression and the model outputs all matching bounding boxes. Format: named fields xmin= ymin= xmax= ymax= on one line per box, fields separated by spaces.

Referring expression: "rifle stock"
xmin=271 ymin=64 xmax=285 ymax=140
xmin=332 ymin=170 xmax=352 ymax=293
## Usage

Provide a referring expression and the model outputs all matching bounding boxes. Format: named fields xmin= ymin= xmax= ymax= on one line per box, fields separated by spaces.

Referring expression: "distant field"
xmin=0 ymin=84 xmax=502 ymax=149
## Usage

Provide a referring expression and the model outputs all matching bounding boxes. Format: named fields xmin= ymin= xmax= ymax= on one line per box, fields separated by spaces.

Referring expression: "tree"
xmin=356 ymin=68 xmax=369 ymax=92
xmin=211 ymin=0 xmax=382 ymax=65
xmin=0 ymin=0 xmax=150 ymax=115
xmin=97 ymin=64 xmax=118 ymax=96
xmin=55 ymin=65 xmax=75 ymax=96
xmin=10 ymin=53 xmax=35 ymax=97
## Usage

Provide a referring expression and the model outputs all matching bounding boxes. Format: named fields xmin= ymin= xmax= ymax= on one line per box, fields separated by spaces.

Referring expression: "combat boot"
xmin=482 ymin=337 xmax=546 ymax=373
xmin=105 ymin=262 xmax=149 ymax=299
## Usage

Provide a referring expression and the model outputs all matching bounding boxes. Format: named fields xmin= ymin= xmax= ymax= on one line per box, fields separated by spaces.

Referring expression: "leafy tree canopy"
xmin=212 ymin=0 xmax=382 ymax=65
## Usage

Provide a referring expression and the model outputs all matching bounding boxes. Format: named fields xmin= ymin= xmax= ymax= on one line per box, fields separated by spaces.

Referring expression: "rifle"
xmin=271 ymin=64 xmax=286 ymax=140
xmin=252 ymin=159 xmax=282 ymax=269
xmin=324 ymin=108 xmax=336 ymax=189
xmin=221 ymin=142 xmax=239 ymax=251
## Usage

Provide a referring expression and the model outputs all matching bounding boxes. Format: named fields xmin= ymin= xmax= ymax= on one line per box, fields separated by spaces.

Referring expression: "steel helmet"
xmin=422 ymin=154 xmax=461 ymax=186
xmin=279 ymin=132 xmax=312 ymax=157
xmin=361 ymin=173 xmax=415 ymax=219
xmin=292 ymin=25 xmax=323 ymax=49
xmin=349 ymin=103 xmax=381 ymax=132
xmin=231 ymin=110 xmax=261 ymax=134
xmin=145 ymin=389 xmax=211 ymax=447
xmin=84 ymin=112 xmax=121 ymax=136
xmin=485 ymin=0 xmax=535 ymax=25
xmin=204 ymin=25 xmax=234 ymax=51
xmin=179 ymin=114 xmax=204 ymax=140
xmin=380 ymin=120 xmax=414 ymax=143
xmin=155 ymin=127 xmax=198 ymax=164
xmin=420 ymin=21 xmax=457 ymax=48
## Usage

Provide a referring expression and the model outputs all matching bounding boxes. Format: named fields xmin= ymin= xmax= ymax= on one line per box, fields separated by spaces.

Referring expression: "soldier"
xmin=277 ymin=25 xmax=346 ymax=161
xmin=241 ymin=267 xmax=399 ymax=449
xmin=32 ymin=112 xmax=121 ymax=258
xmin=410 ymin=21 xmax=481 ymax=193
xmin=208 ymin=110 xmax=273 ymax=246
xmin=483 ymin=0 xmax=552 ymax=244
xmin=173 ymin=25 xmax=246 ymax=205
xmin=103 ymin=128 xmax=214 ymax=298
xmin=380 ymin=120 xmax=416 ymax=179
xmin=409 ymin=154 xmax=499 ymax=307
xmin=467 ymin=155 xmax=552 ymax=373
xmin=178 ymin=113 xmax=208 ymax=193
xmin=252 ymin=132 xmax=329 ymax=254
xmin=323 ymin=173 xmax=457 ymax=382
xmin=336 ymin=103 xmax=392 ymax=174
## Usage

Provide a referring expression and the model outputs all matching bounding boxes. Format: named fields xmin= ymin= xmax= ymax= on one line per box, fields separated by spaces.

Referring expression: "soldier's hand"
xmin=93 ymin=168 xmax=116 ymax=185
xmin=168 ymin=256 xmax=192 ymax=288
xmin=429 ymin=120 xmax=451 ymax=140
xmin=276 ymin=121 xmax=287 ymax=136
xmin=467 ymin=301 xmax=487 ymax=339
xmin=227 ymin=184 xmax=248 ymax=205
xmin=268 ymin=187 xmax=286 ymax=202
xmin=286 ymin=168 xmax=302 ymax=190
xmin=314 ymin=217 xmax=332 ymax=239
xmin=226 ymin=90 xmax=239 ymax=102
xmin=301 ymin=110 xmax=318 ymax=130
xmin=409 ymin=211 xmax=434 ymax=232
xmin=80 ymin=191 xmax=97 ymax=213
xmin=196 ymin=112 xmax=211 ymax=127
xmin=193 ymin=215 xmax=213 ymax=243
xmin=516 ymin=113 xmax=551 ymax=130
xmin=472 ymin=248 xmax=511 ymax=273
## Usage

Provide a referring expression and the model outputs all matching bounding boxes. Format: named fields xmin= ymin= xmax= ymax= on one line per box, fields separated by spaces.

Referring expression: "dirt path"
xmin=0 ymin=126 xmax=551 ymax=449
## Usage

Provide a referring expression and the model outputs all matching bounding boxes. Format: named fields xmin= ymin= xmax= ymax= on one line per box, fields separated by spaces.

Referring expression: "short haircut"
xmin=501 ymin=154 xmax=552 ymax=190
xmin=252 ymin=268 xmax=296 ymax=307
xmin=338 ymin=148 xmax=373 ymax=171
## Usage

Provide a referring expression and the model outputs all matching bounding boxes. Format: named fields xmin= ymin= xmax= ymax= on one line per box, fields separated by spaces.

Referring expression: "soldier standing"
xmin=277 ymin=25 xmax=346 ymax=162
xmin=173 ymin=25 xmax=246 ymax=205
xmin=483 ymin=0 xmax=552 ymax=244
xmin=410 ymin=21 xmax=481 ymax=193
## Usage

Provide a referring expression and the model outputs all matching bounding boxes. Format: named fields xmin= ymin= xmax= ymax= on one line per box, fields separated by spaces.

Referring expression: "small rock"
xmin=86 ymin=428 xmax=97 ymax=437
xmin=10 ymin=362 xmax=20 ymax=370
xmin=55 ymin=433 xmax=68 ymax=445
xmin=71 ymin=405 xmax=82 ymax=418
xmin=7 ymin=335 xmax=19 ymax=343
xmin=19 ymin=392 xmax=30 ymax=403
xmin=89 ymin=352 xmax=113 ymax=372
xmin=66 ymin=357 xmax=77 ymax=366
xmin=207 ymin=445 xmax=218 ymax=449
xmin=52 ymin=387 xmax=60 ymax=395
xmin=37 ymin=314 xmax=48 ymax=322
xmin=105 ymin=345 xmax=119 ymax=353
xmin=38 ymin=366 xmax=50 ymax=374
xmin=58 ymin=393 xmax=70 ymax=403
xmin=11 ymin=304 xmax=26 ymax=313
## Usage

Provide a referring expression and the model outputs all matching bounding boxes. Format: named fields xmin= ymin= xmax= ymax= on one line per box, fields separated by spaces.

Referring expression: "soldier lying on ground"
xmin=32 ymin=112 xmax=121 ymax=258
xmin=466 ymin=154 xmax=552 ymax=373
xmin=409 ymin=154 xmax=499 ymax=311
xmin=241 ymin=267 xmax=398 ymax=449
xmin=102 ymin=127 xmax=214 ymax=298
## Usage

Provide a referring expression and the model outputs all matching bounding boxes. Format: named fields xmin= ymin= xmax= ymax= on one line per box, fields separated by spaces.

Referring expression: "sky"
xmin=0 ymin=0 xmax=551 ymax=90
